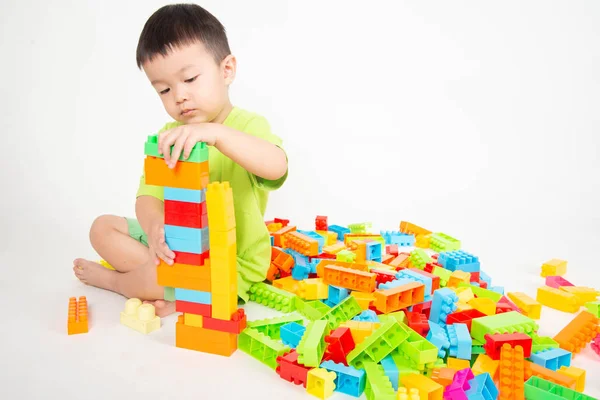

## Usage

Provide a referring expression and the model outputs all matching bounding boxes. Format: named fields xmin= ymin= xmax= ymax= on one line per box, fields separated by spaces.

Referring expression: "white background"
xmin=1 ymin=0 xmax=599 ymax=399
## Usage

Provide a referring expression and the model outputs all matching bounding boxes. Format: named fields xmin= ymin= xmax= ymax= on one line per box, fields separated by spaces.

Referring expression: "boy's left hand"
xmin=158 ymin=123 xmax=219 ymax=168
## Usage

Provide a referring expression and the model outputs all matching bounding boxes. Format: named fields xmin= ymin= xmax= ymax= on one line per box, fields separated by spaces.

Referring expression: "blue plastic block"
xmin=380 ymin=231 xmax=415 ymax=247
xmin=379 ymin=278 xmax=415 ymax=291
xmin=427 ymin=321 xmax=450 ymax=358
xmin=530 ymin=348 xmax=572 ymax=371
xmin=164 ymin=226 xmax=209 ymax=254
xmin=174 ymin=288 xmax=211 ymax=304
xmin=352 ymin=310 xmax=380 ymax=323
xmin=292 ymin=264 xmax=310 ymax=280
xmin=328 ymin=285 xmax=350 ymax=305
xmin=490 ymin=286 xmax=504 ymax=294
xmin=297 ymin=230 xmax=325 ymax=253
xmin=320 ymin=360 xmax=366 ymax=397
xmin=283 ymin=248 xmax=309 ymax=267
xmin=280 ymin=322 xmax=306 ymax=348
xmin=308 ymin=258 xmax=320 ymax=274
xmin=396 ymin=269 xmax=433 ymax=302
xmin=465 ymin=373 xmax=498 ymax=400
xmin=437 ymin=250 xmax=481 ymax=273
xmin=429 ymin=288 xmax=458 ymax=326
xmin=366 ymin=241 xmax=382 ymax=262
xmin=328 ymin=225 xmax=351 ymax=241
xmin=446 ymin=323 xmax=472 ymax=360
xmin=380 ymin=355 xmax=399 ymax=390
xmin=270 ymin=236 xmax=274 ymax=246
xmin=479 ymin=271 xmax=492 ymax=287
xmin=163 ymin=187 xmax=205 ymax=203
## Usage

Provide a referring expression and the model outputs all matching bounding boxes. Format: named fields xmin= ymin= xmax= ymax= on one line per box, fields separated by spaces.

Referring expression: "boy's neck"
xmin=211 ymin=101 xmax=234 ymax=124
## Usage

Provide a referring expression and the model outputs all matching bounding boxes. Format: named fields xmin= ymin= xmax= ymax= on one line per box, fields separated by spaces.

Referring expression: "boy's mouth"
xmin=181 ymin=109 xmax=197 ymax=116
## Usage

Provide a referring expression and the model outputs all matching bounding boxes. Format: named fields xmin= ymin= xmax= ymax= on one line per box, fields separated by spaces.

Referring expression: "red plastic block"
xmin=470 ymin=271 xmax=480 ymax=282
xmin=478 ymin=280 xmax=488 ymax=289
xmin=173 ymin=250 xmax=209 ymax=266
xmin=165 ymin=211 xmax=208 ymax=229
xmin=276 ymin=350 xmax=311 ymax=387
xmin=545 ymin=276 xmax=574 ymax=289
xmin=164 ymin=199 xmax=206 ymax=215
xmin=495 ymin=296 xmax=521 ymax=314
xmin=386 ymin=244 xmax=399 ymax=257
xmin=274 ymin=218 xmax=290 ymax=226
xmin=175 ymin=300 xmax=212 ymax=317
xmin=411 ymin=268 xmax=440 ymax=293
xmin=446 ymin=309 xmax=486 ymax=330
xmin=484 ymin=333 xmax=532 ymax=360
xmin=202 ymin=309 xmax=247 ymax=334
xmin=424 ymin=262 xmax=443 ymax=273
xmin=592 ymin=334 xmax=600 ymax=357
xmin=406 ymin=311 xmax=430 ymax=337
xmin=372 ymin=269 xmax=397 ymax=286
xmin=310 ymin=253 xmax=337 ymax=261
xmin=323 ymin=327 xmax=355 ymax=365
xmin=315 ymin=215 xmax=328 ymax=231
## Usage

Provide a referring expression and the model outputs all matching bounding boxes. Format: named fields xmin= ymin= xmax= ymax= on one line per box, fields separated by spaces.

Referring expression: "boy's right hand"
xmin=147 ymin=222 xmax=175 ymax=266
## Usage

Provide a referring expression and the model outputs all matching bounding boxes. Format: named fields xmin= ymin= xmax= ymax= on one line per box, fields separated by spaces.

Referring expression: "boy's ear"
xmin=222 ymin=54 xmax=236 ymax=85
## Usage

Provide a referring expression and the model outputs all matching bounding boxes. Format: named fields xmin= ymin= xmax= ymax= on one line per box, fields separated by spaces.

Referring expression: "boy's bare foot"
xmin=143 ymin=299 xmax=177 ymax=317
xmin=73 ymin=258 xmax=117 ymax=292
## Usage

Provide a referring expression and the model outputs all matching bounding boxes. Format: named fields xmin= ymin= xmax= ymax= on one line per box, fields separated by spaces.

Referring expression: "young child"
xmin=73 ymin=3 xmax=288 ymax=316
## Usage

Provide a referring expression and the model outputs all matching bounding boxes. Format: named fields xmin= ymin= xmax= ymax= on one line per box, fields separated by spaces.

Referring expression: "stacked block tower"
xmin=143 ymin=134 xmax=246 ymax=356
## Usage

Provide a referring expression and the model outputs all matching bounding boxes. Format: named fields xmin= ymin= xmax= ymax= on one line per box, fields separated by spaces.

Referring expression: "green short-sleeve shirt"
xmin=136 ymin=106 xmax=288 ymax=302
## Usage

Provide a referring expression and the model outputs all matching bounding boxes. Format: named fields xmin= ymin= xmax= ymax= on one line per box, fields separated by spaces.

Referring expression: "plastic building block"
xmin=447 ymin=357 xmax=471 ymax=371
xmin=164 ymin=226 xmax=210 ymax=254
xmin=297 ymin=230 xmax=326 ymax=252
xmin=340 ymin=321 xmax=381 ymax=345
xmin=530 ymin=333 xmax=559 ymax=353
xmin=327 ymin=285 xmax=349 ymax=306
xmin=174 ymin=288 xmax=211 ymax=304
xmin=284 ymin=231 xmax=320 ymax=256
xmin=553 ymin=310 xmax=600 ymax=354
xmin=506 ymin=292 xmax=541 ymax=319
xmin=315 ymin=216 xmax=328 ymax=231
xmin=320 ymin=360 xmax=365 ymax=397
xmin=429 ymin=288 xmax=459 ymax=327
xmin=247 ymin=314 xmax=303 ymax=340
xmin=586 ymin=301 xmax=600 ymax=317
xmin=249 ymin=282 xmax=296 ymax=313
xmin=471 ymin=354 xmax=499 ymax=380
xmin=409 ymin=248 xmax=433 ymax=270
xmin=120 ymin=298 xmax=161 ymax=334
xmin=320 ymin=296 xmax=362 ymax=330
xmin=592 ymin=334 xmax=600 ymax=357
xmin=406 ymin=311 xmax=429 ymax=336
xmin=467 ymin=297 xmax=496 ymax=316
xmin=328 ymin=225 xmax=351 ymax=241
xmin=447 ymin=270 xmax=471 ymax=288
xmin=465 ymin=372 xmax=498 ymax=400
xmin=350 ymin=291 xmax=375 ymax=310
xmin=347 ymin=319 xmax=410 ymax=368
xmin=269 ymin=247 xmax=295 ymax=281
xmin=176 ymin=315 xmax=237 ymax=356
xmin=401 ymin=373 xmax=444 ymax=400
xmin=446 ymin=323 xmax=472 ymax=360
xmin=444 ymin=367 xmax=474 ymax=399
xmin=297 ymin=278 xmax=329 ymax=300
xmin=380 ymin=230 xmax=415 ymax=247
xmin=306 ymin=367 xmax=336 ymax=399
xmin=427 ymin=322 xmax=450 ymax=358
xmin=163 ymin=186 xmax=205 ymax=203
xmin=498 ymin=344 xmax=525 ymax=400
xmin=457 ymin=283 xmax=503 ymax=302
xmin=157 ymin=260 xmax=211 ymax=292
xmin=429 ymin=232 xmax=461 ymax=252
xmin=372 ymin=268 xmax=397 ymax=287
xmin=373 ymin=281 xmax=425 ymax=313
xmin=183 ymin=313 xmax=203 ymax=327
xmin=363 ymin=361 xmax=396 ymax=400
xmin=164 ymin=200 xmax=208 ymax=229
xmin=67 ymin=296 xmax=88 ymax=335
xmin=545 ymin=275 xmax=574 ymax=289
xmin=172 ymin=249 xmax=209 ymax=266
xmin=296 ymin=320 xmax=329 ymax=367
xmin=276 ymin=350 xmax=310 ymax=387
xmin=557 ymin=366 xmax=586 ymax=392
xmin=378 ymin=355 xmax=399 ymax=390
xmin=321 ymin=264 xmax=376 ymax=293
xmin=397 ymin=387 xmax=421 ymax=400
xmin=324 ymin=327 xmax=355 ymax=365
xmin=483 ymin=333 xmax=532 ymax=359
xmin=559 ymin=286 xmax=600 ymax=306
xmin=389 ymin=253 xmax=411 ymax=270
xmin=144 ymin=134 xmax=208 ymax=162
xmin=239 ymin=327 xmax=290 ymax=368
xmin=144 ymin=156 xmax=209 ymax=190
xmin=353 ymin=309 xmax=379 ymax=323
xmin=396 ymin=268 xmax=433 ymax=301
xmin=470 ymin=311 xmax=538 ymax=343
xmin=336 ymin=249 xmax=356 ymax=263
xmin=175 ymin=300 xmax=211 ymax=316
xmin=273 ymin=275 xmax=302 ymax=294
xmin=527 ymin=361 xmax=578 ymax=390
xmin=272 ymin=225 xmax=297 ymax=247
xmin=530 ymin=348 xmax=571 ymax=371
xmin=437 ymin=250 xmax=480 ymax=273
xmin=540 ymin=259 xmax=567 ymax=277
xmin=430 ymin=367 xmax=456 ymax=387
xmin=295 ymin=299 xmax=331 ymax=320
xmin=399 ymin=221 xmax=431 ymax=236
xmin=524 ymin=376 xmax=596 ymax=400
xmin=292 ymin=263 xmax=311 ymax=281
xmin=445 ymin=309 xmax=486 ymax=331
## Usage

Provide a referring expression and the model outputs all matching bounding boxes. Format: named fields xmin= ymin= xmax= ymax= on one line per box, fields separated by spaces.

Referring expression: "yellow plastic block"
xmin=210 ymin=250 xmax=237 ymax=295
xmin=211 ymin=292 xmax=238 ymax=320
xmin=447 ymin=270 xmax=470 ymax=288
xmin=366 ymin=261 xmax=396 ymax=271
xmin=559 ymin=286 xmax=600 ymax=306
xmin=267 ymin=222 xmax=283 ymax=233
xmin=558 ymin=366 xmax=586 ymax=392
xmin=350 ymin=291 xmax=375 ymax=310
xmin=340 ymin=320 xmax=381 ymax=345
xmin=541 ymin=259 xmax=567 ymax=277
xmin=446 ymin=357 xmax=470 ymax=370
xmin=316 ymin=230 xmax=338 ymax=245
xmin=297 ymin=278 xmax=329 ymax=300
xmin=209 ymin=228 xmax=236 ymax=248
xmin=398 ymin=387 xmax=421 ymax=400
xmin=453 ymin=287 xmax=475 ymax=303
xmin=471 ymin=354 xmax=499 ymax=380
xmin=507 ymin=292 xmax=542 ymax=319
xmin=184 ymin=313 xmax=203 ymax=328
xmin=98 ymin=259 xmax=115 ymax=270
xmin=306 ymin=368 xmax=336 ymax=399
xmin=205 ymin=182 xmax=235 ymax=231
xmin=400 ymin=373 xmax=443 ymax=400
xmin=120 ymin=298 xmax=161 ymax=334
xmin=273 ymin=276 xmax=301 ymax=294
xmin=323 ymin=242 xmax=346 ymax=255
xmin=455 ymin=302 xmax=473 ymax=312
xmin=468 ymin=297 xmax=497 ymax=316
xmin=415 ymin=234 xmax=431 ymax=249
xmin=537 ymin=286 xmax=580 ymax=313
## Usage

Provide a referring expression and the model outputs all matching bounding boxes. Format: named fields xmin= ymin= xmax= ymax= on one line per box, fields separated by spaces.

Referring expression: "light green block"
xmin=163 ymin=286 xmax=175 ymax=301
xmin=458 ymin=282 xmax=503 ymax=302
xmin=363 ymin=361 xmax=397 ymax=400
xmin=585 ymin=301 xmax=600 ymax=317
xmin=410 ymin=248 xmax=433 ymax=269
xmin=247 ymin=314 xmax=304 ymax=340
xmin=249 ymin=282 xmax=296 ymax=313
xmin=432 ymin=266 xmax=452 ymax=287
xmin=320 ymin=296 xmax=362 ymax=330
xmin=296 ymin=320 xmax=328 ymax=367
xmin=470 ymin=311 xmax=538 ymax=343
xmin=429 ymin=232 xmax=461 ymax=252
xmin=144 ymin=134 xmax=208 ymax=163
xmin=295 ymin=298 xmax=331 ymax=320
xmin=347 ymin=320 xmax=410 ymax=368
xmin=239 ymin=328 xmax=290 ymax=370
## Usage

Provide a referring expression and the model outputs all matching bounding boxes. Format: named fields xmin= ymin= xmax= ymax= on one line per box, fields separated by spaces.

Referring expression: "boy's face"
xmin=143 ymin=41 xmax=235 ymax=124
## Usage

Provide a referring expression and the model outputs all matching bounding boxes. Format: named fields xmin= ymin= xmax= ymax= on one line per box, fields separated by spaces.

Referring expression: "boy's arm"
xmin=135 ymin=195 xmax=164 ymax=235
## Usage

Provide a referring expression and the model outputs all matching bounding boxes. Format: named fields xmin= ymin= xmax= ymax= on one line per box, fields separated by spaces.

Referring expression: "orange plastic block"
xmin=347 ymin=240 xmax=367 ymax=263
xmin=316 ymin=230 xmax=337 ymax=245
xmin=559 ymin=286 xmax=600 ymax=306
xmin=273 ymin=276 xmax=301 ymax=294
xmin=536 ymin=286 xmax=580 ymax=313
xmin=316 ymin=259 xmax=370 ymax=277
xmin=267 ymin=222 xmax=283 ymax=233
xmin=272 ymin=225 xmax=296 ymax=247
xmin=322 ymin=242 xmax=346 ymax=255
xmin=144 ymin=156 xmax=209 ymax=190
xmin=283 ymin=231 xmax=320 ymax=256
xmin=350 ymin=291 xmax=375 ymax=310
xmin=540 ymin=259 xmax=567 ymax=277
xmin=321 ymin=264 xmax=376 ymax=293
xmin=373 ymin=282 xmax=425 ymax=313
xmin=468 ymin=297 xmax=497 ymax=316
xmin=447 ymin=270 xmax=471 ymax=288
xmin=267 ymin=247 xmax=294 ymax=281
xmin=472 ymin=354 xmax=499 ymax=380
xmin=446 ymin=357 xmax=470 ymax=370
xmin=526 ymin=361 xmax=577 ymax=390
xmin=175 ymin=314 xmax=237 ymax=356
xmin=381 ymin=254 xmax=395 ymax=264
xmin=498 ymin=344 xmax=525 ymax=400
xmin=557 ymin=366 xmax=586 ymax=392
xmin=157 ymin=260 xmax=211 ymax=291
xmin=297 ymin=278 xmax=329 ymax=300
xmin=400 ymin=221 xmax=431 ymax=236
xmin=389 ymin=253 xmax=410 ymax=270
xmin=507 ymin=292 xmax=542 ymax=319
xmin=430 ymin=368 xmax=456 ymax=387
xmin=343 ymin=233 xmax=382 ymax=246
xmin=401 ymin=373 xmax=444 ymax=400
xmin=68 ymin=296 xmax=89 ymax=335
xmin=553 ymin=310 xmax=600 ymax=354
xmin=339 ymin=321 xmax=381 ymax=345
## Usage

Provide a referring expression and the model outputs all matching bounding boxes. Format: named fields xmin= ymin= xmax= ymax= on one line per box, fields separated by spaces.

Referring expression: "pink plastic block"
xmin=592 ymin=334 xmax=600 ymax=357
xmin=443 ymin=368 xmax=474 ymax=400
xmin=545 ymin=276 xmax=574 ymax=289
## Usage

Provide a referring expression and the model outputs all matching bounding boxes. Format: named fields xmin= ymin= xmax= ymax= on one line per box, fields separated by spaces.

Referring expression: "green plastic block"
xmin=347 ymin=319 xmax=410 ymax=368
xmin=295 ymin=298 xmax=331 ymax=320
xmin=397 ymin=331 xmax=438 ymax=366
xmin=363 ymin=361 xmax=397 ymax=400
xmin=531 ymin=334 xmax=560 ymax=353
xmin=525 ymin=376 xmax=598 ymax=400
xmin=471 ymin=345 xmax=485 ymax=355
xmin=585 ymin=301 xmax=600 ymax=317
xmin=429 ymin=232 xmax=461 ymax=252
xmin=336 ymin=249 xmax=356 ymax=263
xmin=296 ymin=320 xmax=329 ymax=367
xmin=348 ymin=222 xmax=372 ymax=234
xmin=247 ymin=314 xmax=304 ymax=340
xmin=163 ymin=286 xmax=175 ymax=301
xmin=471 ymin=311 xmax=538 ymax=343
xmin=239 ymin=328 xmax=290 ymax=370
xmin=144 ymin=134 xmax=208 ymax=163
xmin=248 ymin=282 xmax=296 ymax=313
xmin=432 ymin=266 xmax=452 ymax=287
xmin=457 ymin=282 xmax=503 ymax=302
xmin=410 ymin=248 xmax=433 ymax=269
xmin=320 ymin=296 xmax=362 ymax=330
xmin=379 ymin=311 xmax=407 ymax=325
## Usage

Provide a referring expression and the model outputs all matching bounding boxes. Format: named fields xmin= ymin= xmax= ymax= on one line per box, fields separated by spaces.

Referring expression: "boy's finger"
xmin=169 ymin=133 xmax=188 ymax=168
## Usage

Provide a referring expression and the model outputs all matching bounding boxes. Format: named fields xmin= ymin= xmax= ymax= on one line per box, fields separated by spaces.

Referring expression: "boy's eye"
xmin=185 ymin=75 xmax=198 ymax=83
xmin=159 ymin=88 xmax=170 ymax=95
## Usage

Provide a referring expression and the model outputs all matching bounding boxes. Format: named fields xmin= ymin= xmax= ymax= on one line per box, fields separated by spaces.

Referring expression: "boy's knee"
xmin=89 ymin=214 xmax=122 ymax=243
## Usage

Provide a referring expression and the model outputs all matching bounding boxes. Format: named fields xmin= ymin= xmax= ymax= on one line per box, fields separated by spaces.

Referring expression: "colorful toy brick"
xmin=444 ymin=367 xmax=474 ymax=399
xmin=175 ymin=300 xmax=211 ymax=316
xmin=507 ymin=292 xmax=542 ymax=319
xmin=380 ymin=230 xmax=415 ymax=247
xmin=437 ymin=250 xmax=480 ymax=273
xmin=457 ymin=282 xmax=503 ymax=302
xmin=592 ymin=334 xmax=600 ymax=357
xmin=447 ymin=270 xmax=471 ymax=288
xmin=321 ymin=264 xmax=376 ymax=293
xmin=398 ymin=327 xmax=439 ymax=366
xmin=144 ymin=134 xmax=208 ymax=162
xmin=320 ymin=360 xmax=365 ymax=397
xmin=483 ymin=333 xmax=532 ymax=359
xmin=163 ymin=186 xmax=205 ymax=203
xmin=320 ymin=296 xmax=363 ymax=330
xmin=144 ymin=156 xmax=209 ymax=190
xmin=323 ymin=326 xmax=355 ymax=365
xmin=176 ymin=315 xmax=238 ymax=357
xmin=296 ymin=320 xmax=329 ymax=367
xmin=557 ymin=366 xmax=586 ymax=392
xmin=396 ymin=269 xmax=434 ymax=301
xmin=306 ymin=367 xmax=336 ymax=399
xmin=427 ymin=322 xmax=450 ymax=358
xmin=67 ymin=296 xmax=88 ymax=335
xmin=559 ymin=286 xmax=600 ymax=306
xmin=272 ymin=225 xmax=297 ymax=247
xmin=350 ymin=291 xmax=375 ymax=310
xmin=553 ymin=310 xmax=600 ymax=354
xmin=545 ymin=275 xmax=574 ymax=289
xmin=429 ymin=288 xmax=459 ymax=327
xmin=524 ymin=376 xmax=596 ymax=400
xmin=280 ymin=322 xmax=306 ymax=348
xmin=246 ymin=314 xmax=302 ymax=340
xmin=238 ymin=327 xmax=290 ymax=368
xmin=446 ymin=323 xmax=472 ymax=360
xmin=340 ymin=321 xmax=381 ymax=345
xmin=540 ymin=259 xmax=567 ymax=277
xmin=445 ymin=309 xmax=486 ymax=331
xmin=465 ymin=372 xmax=498 ymax=400
xmin=276 ymin=350 xmax=310 ymax=387
xmin=297 ymin=278 xmax=329 ymax=300
xmin=373 ymin=281 xmax=425 ymax=313
xmin=471 ymin=354 xmax=499 ymax=380
xmin=470 ymin=311 xmax=538 ymax=343
xmin=429 ymin=232 xmax=461 ymax=252
xmin=327 ymin=285 xmax=349 ymax=305
xmin=527 ymin=361 xmax=578 ymax=390
xmin=498 ymin=344 xmax=525 ymax=400
xmin=586 ymin=301 xmax=600 ymax=317
xmin=430 ymin=367 xmax=456 ymax=387
xmin=120 ymin=298 xmax=161 ymax=334
xmin=401 ymin=373 xmax=444 ymax=400
xmin=248 ymin=282 xmax=296 ymax=313
xmin=295 ymin=299 xmax=331 ymax=320
xmin=363 ymin=361 xmax=396 ymax=400
xmin=409 ymin=248 xmax=434 ymax=270
xmin=347 ymin=319 xmax=410 ymax=368
xmin=283 ymin=231 xmax=320 ymax=256
xmin=397 ymin=387 xmax=421 ymax=400
xmin=530 ymin=348 xmax=571 ymax=371
xmin=467 ymin=297 xmax=497 ymax=316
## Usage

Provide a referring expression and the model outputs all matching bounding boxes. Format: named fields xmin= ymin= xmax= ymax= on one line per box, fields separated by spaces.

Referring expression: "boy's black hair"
xmin=136 ymin=3 xmax=231 ymax=69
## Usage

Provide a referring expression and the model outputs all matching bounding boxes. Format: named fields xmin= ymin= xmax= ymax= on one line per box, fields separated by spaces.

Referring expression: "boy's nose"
xmin=175 ymin=87 xmax=189 ymax=104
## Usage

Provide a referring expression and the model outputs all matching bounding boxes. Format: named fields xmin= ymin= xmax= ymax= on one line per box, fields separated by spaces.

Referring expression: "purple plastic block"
xmin=545 ymin=276 xmax=574 ymax=289
xmin=444 ymin=368 xmax=475 ymax=400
